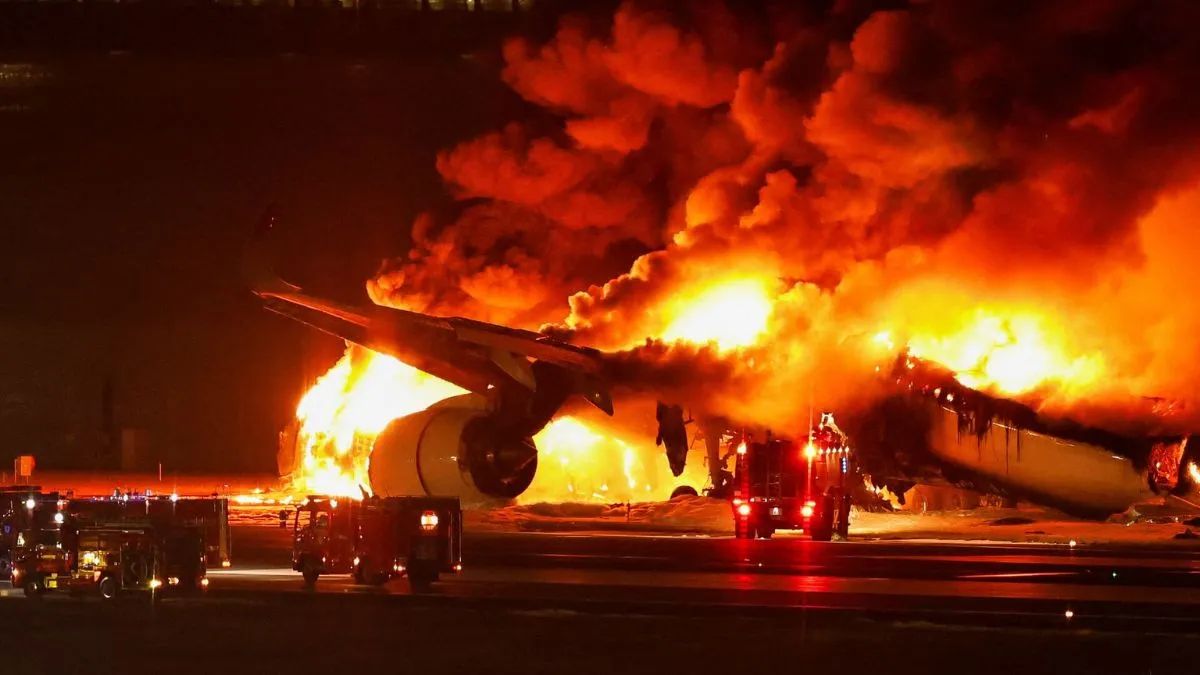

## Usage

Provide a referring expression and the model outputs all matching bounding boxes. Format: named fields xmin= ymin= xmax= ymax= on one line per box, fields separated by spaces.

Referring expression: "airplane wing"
xmin=244 ymin=208 xmax=614 ymax=416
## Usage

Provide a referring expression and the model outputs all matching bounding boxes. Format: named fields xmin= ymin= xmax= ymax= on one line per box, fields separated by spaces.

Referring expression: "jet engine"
xmin=368 ymin=394 xmax=539 ymax=505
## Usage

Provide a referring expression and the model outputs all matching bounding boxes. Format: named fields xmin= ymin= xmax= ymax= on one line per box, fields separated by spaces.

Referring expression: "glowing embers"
xmin=660 ymin=277 xmax=774 ymax=351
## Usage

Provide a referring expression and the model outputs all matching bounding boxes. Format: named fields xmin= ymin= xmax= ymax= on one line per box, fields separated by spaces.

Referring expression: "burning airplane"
xmin=249 ymin=214 xmax=1199 ymax=518
xmin=247 ymin=211 xmax=619 ymax=505
xmin=249 ymin=0 xmax=1200 ymax=517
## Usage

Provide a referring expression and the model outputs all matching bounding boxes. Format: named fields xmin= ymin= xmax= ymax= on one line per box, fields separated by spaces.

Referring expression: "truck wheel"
xmin=756 ymin=526 xmax=774 ymax=540
xmin=353 ymin=561 xmax=367 ymax=585
xmin=23 ymin=577 xmax=42 ymax=598
xmin=98 ymin=576 xmax=118 ymax=600
xmin=811 ymin=498 xmax=836 ymax=541
xmin=301 ymin=560 xmax=320 ymax=589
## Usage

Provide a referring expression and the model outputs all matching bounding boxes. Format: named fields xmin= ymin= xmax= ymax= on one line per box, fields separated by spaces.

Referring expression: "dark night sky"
xmin=0 ymin=52 xmax=530 ymax=473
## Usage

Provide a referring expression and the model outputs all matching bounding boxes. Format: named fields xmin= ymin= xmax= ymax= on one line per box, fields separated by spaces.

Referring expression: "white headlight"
xmin=53 ymin=512 xmax=65 ymax=524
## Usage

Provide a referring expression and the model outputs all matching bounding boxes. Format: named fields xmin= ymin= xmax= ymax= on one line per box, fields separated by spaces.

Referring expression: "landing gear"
xmin=670 ymin=485 xmax=698 ymax=500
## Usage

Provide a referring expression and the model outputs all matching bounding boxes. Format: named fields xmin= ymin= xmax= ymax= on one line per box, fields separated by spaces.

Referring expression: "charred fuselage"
xmin=842 ymin=356 xmax=1197 ymax=519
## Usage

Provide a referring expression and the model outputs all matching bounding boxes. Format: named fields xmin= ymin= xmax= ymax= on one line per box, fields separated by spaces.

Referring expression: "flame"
xmin=286 ymin=344 xmax=711 ymax=503
xmin=1189 ymin=461 xmax=1200 ymax=486
xmin=522 ymin=416 xmax=710 ymax=504
xmin=659 ymin=277 xmax=774 ymax=351
xmin=884 ymin=310 xmax=1105 ymax=397
xmin=289 ymin=347 xmax=465 ymax=497
xmin=863 ymin=476 xmax=902 ymax=510
xmin=283 ymin=276 xmax=776 ymax=502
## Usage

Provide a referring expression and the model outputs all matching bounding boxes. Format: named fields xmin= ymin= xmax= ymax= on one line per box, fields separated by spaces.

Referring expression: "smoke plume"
xmin=372 ymin=0 xmax=1200 ymax=434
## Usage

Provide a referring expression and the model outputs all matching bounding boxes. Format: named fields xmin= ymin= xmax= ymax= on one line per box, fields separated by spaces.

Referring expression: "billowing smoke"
xmin=371 ymin=0 xmax=1200 ymax=435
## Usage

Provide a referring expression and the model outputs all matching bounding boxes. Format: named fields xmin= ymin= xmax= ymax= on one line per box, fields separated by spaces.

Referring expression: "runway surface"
xmin=122 ymin=525 xmax=1199 ymax=633
xmin=6 ymin=525 xmax=1200 ymax=673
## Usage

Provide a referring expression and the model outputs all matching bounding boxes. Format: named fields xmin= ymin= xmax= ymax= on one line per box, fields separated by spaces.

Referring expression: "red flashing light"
xmin=737 ymin=503 xmax=751 ymax=517
xmin=420 ymin=510 xmax=439 ymax=532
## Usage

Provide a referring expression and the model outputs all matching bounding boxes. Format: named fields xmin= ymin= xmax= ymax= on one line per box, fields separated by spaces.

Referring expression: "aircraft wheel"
xmin=670 ymin=485 xmax=698 ymax=500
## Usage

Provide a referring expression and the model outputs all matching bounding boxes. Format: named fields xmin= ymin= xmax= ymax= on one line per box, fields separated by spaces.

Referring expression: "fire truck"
xmin=14 ymin=524 xmax=208 ymax=600
xmin=67 ymin=495 xmax=231 ymax=568
xmin=730 ymin=413 xmax=855 ymax=540
xmin=6 ymin=492 xmax=217 ymax=599
xmin=290 ymin=494 xmax=462 ymax=592
xmin=1 ymin=486 xmax=47 ymax=580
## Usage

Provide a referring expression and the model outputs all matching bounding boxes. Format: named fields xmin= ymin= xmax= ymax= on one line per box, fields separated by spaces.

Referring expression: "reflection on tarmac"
xmin=5 ymin=526 xmax=1198 ymax=632
xmin=204 ymin=564 xmax=1200 ymax=605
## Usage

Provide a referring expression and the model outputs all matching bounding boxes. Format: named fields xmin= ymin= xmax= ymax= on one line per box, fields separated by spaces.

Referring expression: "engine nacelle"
xmin=368 ymin=394 xmax=539 ymax=505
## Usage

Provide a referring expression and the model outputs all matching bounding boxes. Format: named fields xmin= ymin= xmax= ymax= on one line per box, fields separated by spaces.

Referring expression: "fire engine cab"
xmin=731 ymin=413 xmax=855 ymax=540
xmin=291 ymin=494 xmax=462 ymax=592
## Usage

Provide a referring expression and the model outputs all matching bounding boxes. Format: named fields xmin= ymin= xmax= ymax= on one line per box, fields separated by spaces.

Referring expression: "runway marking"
xmin=958 ymin=572 xmax=1080 ymax=580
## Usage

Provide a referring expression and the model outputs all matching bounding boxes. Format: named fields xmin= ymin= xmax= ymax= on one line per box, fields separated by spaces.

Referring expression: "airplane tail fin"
xmin=243 ymin=205 xmax=303 ymax=298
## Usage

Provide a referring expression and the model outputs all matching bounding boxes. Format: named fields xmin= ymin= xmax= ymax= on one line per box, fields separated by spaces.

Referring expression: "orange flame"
xmin=876 ymin=310 xmax=1106 ymax=398
xmin=287 ymin=344 xmax=712 ymax=502
xmin=522 ymin=416 xmax=710 ymax=503
xmin=290 ymin=348 xmax=465 ymax=497
xmin=659 ymin=277 xmax=774 ymax=351
xmin=283 ymin=278 xmax=778 ymax=501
